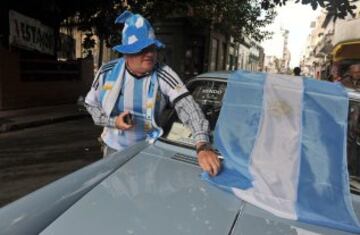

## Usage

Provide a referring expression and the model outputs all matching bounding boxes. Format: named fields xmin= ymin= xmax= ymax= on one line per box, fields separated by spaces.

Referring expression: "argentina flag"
xmin=203 ymin=71 xmax=360 ymax=233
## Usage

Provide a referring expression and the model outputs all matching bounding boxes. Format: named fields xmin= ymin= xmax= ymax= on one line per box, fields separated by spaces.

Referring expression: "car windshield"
xmin=161 ymin=78 xmax=360 ymax=194
xmin=161 ymin=79 xmax=226 ymax=146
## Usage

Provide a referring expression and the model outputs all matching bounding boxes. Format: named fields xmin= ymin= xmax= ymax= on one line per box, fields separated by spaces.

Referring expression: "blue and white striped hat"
xmin=113 ymin=11 xmax=165 ymax=54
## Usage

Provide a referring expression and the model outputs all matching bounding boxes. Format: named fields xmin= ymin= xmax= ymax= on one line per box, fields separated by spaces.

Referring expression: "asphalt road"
xmin=0 ymin=117 xmax=102 ymax=207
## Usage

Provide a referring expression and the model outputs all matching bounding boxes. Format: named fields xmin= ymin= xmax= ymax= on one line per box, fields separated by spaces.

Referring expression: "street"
xmin=0 ymin=117 xmax=102 ymax=207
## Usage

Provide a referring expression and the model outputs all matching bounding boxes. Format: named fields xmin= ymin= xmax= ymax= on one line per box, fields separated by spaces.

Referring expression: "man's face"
xmin=350 ymin=64 xmax=360 ymax=80
xmin=126 ymin=45 xmax=157 ymax=75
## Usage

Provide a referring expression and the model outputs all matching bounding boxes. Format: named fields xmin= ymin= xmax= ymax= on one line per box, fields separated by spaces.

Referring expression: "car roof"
xmin=194 ymin=71 xmax=232 ymax=80
xmin=193 ymin=72 xmax=360 ymax=101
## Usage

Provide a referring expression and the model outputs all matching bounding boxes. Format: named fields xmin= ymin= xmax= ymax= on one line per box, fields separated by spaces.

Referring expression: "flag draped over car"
xmin=204 ymin=71 xmax=360 ymax=233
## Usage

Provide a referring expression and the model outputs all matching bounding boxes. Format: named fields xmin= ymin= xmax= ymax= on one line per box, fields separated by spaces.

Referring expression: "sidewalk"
xmin=0 ymin=103 xmax=89 ymax=133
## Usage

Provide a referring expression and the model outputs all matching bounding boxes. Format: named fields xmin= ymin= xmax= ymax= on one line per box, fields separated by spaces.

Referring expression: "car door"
xmin=348 ymin=91 xmax=360 ymax=194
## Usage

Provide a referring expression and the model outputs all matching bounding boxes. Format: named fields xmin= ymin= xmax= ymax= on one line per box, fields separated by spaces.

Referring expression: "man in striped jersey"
xmin=85 ymin=11 xmax=220 ymax=176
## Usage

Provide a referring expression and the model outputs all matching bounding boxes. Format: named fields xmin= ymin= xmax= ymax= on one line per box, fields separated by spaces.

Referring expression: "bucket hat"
xmin=113 ymin=11 xmax=165 ymax=54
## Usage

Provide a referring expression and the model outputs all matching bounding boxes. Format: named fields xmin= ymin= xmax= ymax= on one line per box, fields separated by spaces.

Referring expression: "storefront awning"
xmin=332 ymin=41 xmax=360 ymax=62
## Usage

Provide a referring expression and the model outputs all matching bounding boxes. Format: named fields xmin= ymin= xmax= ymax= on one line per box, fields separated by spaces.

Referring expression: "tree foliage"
xmin=261 ymin=0 xmax=358 ymax=19
xmin=63 ymin=0 xmax=358 ymax=44
xmin=60 ymin=0 xmax=126 ymax=65
xmin=121 ymin=0 xmax=276 ymax=42
xmin=62 ymin=0 xmax=276 ymax=46
xmin=57 ymin=0 xmax=358 ymax=63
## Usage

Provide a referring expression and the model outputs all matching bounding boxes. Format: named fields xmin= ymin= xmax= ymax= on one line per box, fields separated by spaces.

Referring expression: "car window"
xmin=162 ymin=79 xmax=226 ymax=147
xmin=191 ymin=80 xmax=226 ymax=129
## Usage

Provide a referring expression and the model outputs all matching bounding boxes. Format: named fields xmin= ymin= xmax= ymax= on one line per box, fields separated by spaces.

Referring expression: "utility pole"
xmin=280 ymin=27 xmax=290 ymax=73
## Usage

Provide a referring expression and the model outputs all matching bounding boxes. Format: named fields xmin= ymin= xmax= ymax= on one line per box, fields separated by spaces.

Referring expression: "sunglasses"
xmin=137 ymin=45 xmax=158 ymax=54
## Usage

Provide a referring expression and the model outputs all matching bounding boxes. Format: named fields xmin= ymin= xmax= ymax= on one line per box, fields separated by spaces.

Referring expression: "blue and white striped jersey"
xmin=85 ymin=60 xmax=209 ymax=151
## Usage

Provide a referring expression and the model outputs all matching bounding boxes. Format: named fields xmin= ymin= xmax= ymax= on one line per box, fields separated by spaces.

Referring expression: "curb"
xmin=0 ymin=113 xmax=89 ymax=133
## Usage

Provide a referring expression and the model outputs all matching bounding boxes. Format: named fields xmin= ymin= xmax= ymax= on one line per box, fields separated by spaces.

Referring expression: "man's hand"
xmin=115 ymin=111 xmax=134 ymax=130
xmin=196 ymin=143 xmax=221 ymax=176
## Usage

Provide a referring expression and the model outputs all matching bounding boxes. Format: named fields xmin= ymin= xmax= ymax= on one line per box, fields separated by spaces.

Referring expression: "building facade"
xmin=0 ymin=8 xmax=94 ymax=110
xmin=154 ymin=18 xmax=241 ymax=80
xmin=301 ymin=3 xmax=360 ymax=80
xmin=237 ymin=37 xmax=264 ymax=72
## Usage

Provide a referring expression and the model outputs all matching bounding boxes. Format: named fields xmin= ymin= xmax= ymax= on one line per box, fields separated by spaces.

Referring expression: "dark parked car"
xmin=0 ymin=69 xmax=359 ymax=235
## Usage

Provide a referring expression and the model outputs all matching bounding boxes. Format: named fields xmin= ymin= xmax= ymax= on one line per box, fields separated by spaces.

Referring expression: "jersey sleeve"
xmin=157 ymin=64 xmax=189 ymax=104
xmin=85 ymin=69 xmax=104 ymax=106
xmin=84 ymin=67 xmax=116 ymax=128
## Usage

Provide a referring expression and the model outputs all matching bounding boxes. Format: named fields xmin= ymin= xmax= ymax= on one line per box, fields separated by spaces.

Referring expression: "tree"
xmin=130 ymin=0 xmax=276 ymax=42
xmin=62 ymin=0 xmax=276 ymax=65
xmin=60 ymin=0 xmax=127 ymax=67
xmin=261 ymin=0 xmax=358 ymax=19
xmin=59 ymin=0 xmax=358 ymax=64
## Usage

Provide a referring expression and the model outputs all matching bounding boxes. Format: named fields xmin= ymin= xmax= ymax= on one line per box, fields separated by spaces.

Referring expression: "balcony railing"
xmin=333 ymin=17 xmax=360 ymax=46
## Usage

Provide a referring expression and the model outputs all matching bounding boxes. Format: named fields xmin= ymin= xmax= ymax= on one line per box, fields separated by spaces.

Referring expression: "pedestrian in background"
xmin=84 ymin=11 xmax=220 ymax=176
xmin=293 ymin=67 xmax=301 ymax=76
xmin=340 ymin=63 xmax=360 ymax=89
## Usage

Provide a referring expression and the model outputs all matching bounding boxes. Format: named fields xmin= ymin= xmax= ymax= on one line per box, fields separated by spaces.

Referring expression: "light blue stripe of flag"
xmin=296 ymin=78 xmax=359 ymax=232
xmin=208 ymin=71 xmax=266 ymax=189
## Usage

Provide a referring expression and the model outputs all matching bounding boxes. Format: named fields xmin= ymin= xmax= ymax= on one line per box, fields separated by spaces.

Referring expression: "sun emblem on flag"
xmin=268 ymin=100 xmax=292 ymax=118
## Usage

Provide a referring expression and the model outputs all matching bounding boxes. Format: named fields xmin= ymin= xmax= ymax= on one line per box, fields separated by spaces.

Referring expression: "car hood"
xmin=40 ymin=143 xmax=243 ymax=235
